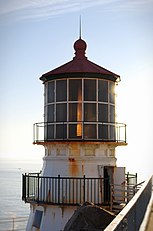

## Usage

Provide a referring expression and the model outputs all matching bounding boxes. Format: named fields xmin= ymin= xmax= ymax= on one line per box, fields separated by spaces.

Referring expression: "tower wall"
xmin=41 ymin=143 xmax=116 ymax=177
xmin=26 ymin=205 xmax=75 ymax=231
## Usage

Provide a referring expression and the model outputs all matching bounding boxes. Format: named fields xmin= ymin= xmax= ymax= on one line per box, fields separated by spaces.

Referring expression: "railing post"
xmin=125 ymin=124 xmax=127 ymax=143
xmin=110 ymin=184 xmax=113 ymax=211
xmin=83 ymin=175 xmax=86 ymax=203
xmin=27 ymin=173 xmax=29 ymax=199
xmin=33 ymin=124 xmax=35 ymax=143
xmin=126 ymin=172 xmax=129 ymax=185
xmin=58 ymin=175 xmax=60 ymax=204
xmin=37 ymin=173 xmax=40 ymax=203
xmin=22 ymin=174 xmax=26 ymax=201
xmin=135 ymin=173 xmax=137 ymax=185
xmin=36 ymin=123 xmax=39 ymax=142
xmin=116 ymin=123 xmax=118 ymax=142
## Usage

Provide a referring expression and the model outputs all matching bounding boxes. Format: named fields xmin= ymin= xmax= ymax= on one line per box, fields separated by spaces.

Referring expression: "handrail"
xmin=22 ymin=174 xmax=110 ymax=206
xmin=104 ymin=176 xmax=153 ymax=231
xmin=33 ymin=121 xmax=127 ymax=143
xmin=22 ymin=173 xmax=138 ymax=208
xmin=109 ymin=180 xmax=145 ymax=213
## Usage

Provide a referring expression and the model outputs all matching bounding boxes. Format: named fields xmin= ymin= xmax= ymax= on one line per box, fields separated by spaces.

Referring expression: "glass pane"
xmin=69 ymin=79 xmax=82 ymax=101
xmin=84 ymin=124 xmax=96 ymax=139
xmin=84 ymin=103 xmax=96 ymax=121
xmin=110 ymin=105 xmax=115 ymax=122
xmin=84 ymin=79 xmax=96 ymax=101
xmin=56 ymin=103 xmax=67 ymax=122
xmin=69 ymin=124 xmax=82 ymax=139
xmin=69 ymin=124 xmax=76 ymax=138
xmin=56 ymin=124 xmax=67 ymax=139
xmin=47 ymin=105 xmax=54 ymax=122
xmin=69 ymin=124 xmax=82 ymax=138
xmin=45 ymin=125 xmax=54 ymax=140
xmin=98 ymin=80 xmax=108 ymax=102
xmin=98 ymin=104 xmax=108 ymax=122
xmin=45 ymin=84 xmax=47 ymax=104
xmin=69 ymin=103 xmax=77 ymax=121
xmin=48 ymin=81 xmax=54 ymax=103
xmin=110 ymin=124 xmax=116 ymax=141
xmin=69 ymin=103 xmax=82 ymax=122
xmin=109 ymin=81 xmax=115 ymax=104
xmin=56 ymin=80 xmax=67 ymax=102
xmin=44 ymin=105 xmax=47 ymax=122
xmin=98 ymin=124 xmax=108 ymax=140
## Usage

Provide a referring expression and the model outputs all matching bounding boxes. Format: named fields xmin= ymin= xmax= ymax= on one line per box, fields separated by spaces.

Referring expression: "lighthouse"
xmin=22 ymin=34 xmax=127 ymax=231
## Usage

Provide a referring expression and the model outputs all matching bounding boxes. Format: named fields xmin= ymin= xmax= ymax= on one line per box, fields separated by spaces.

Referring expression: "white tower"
xmin=23 ymin=36 xmax=127 ymax=231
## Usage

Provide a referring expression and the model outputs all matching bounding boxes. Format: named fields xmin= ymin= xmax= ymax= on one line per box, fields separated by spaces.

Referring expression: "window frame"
xmin=45 ymin=78 xmax=116 ymax=140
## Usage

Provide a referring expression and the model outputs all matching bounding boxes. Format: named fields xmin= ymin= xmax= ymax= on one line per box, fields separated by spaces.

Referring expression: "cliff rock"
xmin=63 ymin=202 xmax=115 ymax=231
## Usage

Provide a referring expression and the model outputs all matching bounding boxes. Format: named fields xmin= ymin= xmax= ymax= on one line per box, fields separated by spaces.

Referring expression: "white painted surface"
xmin=41 ymin=143 xmax=116 ymax=177
xmin=26 ymin=142 xmax=123 ymax=230
xmin=114 ymin=167 xmax=125 ymax=185
xmin=26 ymin=204 xmax=77 ymax=231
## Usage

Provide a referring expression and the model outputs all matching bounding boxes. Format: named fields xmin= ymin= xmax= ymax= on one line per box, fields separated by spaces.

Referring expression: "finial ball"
xmin=74 ymin=38 xmax=87 ymax=52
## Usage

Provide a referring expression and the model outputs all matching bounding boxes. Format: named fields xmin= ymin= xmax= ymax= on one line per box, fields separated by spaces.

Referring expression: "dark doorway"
xmin=104 ymin=167 xmax=113 ymax=203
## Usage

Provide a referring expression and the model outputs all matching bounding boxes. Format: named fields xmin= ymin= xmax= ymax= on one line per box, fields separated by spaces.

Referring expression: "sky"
xmin=0 ymin=0 xmax=153 ymax=181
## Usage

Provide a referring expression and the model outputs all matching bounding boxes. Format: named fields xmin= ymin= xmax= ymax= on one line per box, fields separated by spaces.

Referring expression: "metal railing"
xmin=126 ymin=172 xmax=137 ymax=185
xmin=22 ymin=174 xmax=110 ymax=206
xmin=33 ymin=121 xmax=126 ymax=143
xmin=22 ymin=173 xmax=138 ymax=208
xmin=110 ymin=181 xmax=144 ymax=213
xmin=105 ymin=176 xmax=153 ymax=231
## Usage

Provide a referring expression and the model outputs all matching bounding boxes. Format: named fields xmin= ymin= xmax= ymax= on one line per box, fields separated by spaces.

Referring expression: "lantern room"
xmin=34 ymin=38 xmax=126 ymax=144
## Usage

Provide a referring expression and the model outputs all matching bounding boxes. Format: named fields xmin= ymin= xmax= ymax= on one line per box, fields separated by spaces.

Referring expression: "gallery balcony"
xmin=33 ymin=121 xmax=127 ymax=145
xmin=22 ymin=174 xmax=109 ymax=206
xmin=22 ymin=173 xmax=138 ymax=210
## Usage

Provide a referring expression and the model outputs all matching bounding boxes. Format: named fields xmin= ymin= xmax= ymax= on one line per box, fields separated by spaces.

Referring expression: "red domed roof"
xmin=40 ymin=38 xmax=120 ymax=82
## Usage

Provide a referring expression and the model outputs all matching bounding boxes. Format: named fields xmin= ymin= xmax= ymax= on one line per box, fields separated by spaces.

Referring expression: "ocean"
xmin=0 ymin=159 xmax=42 ymax=231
